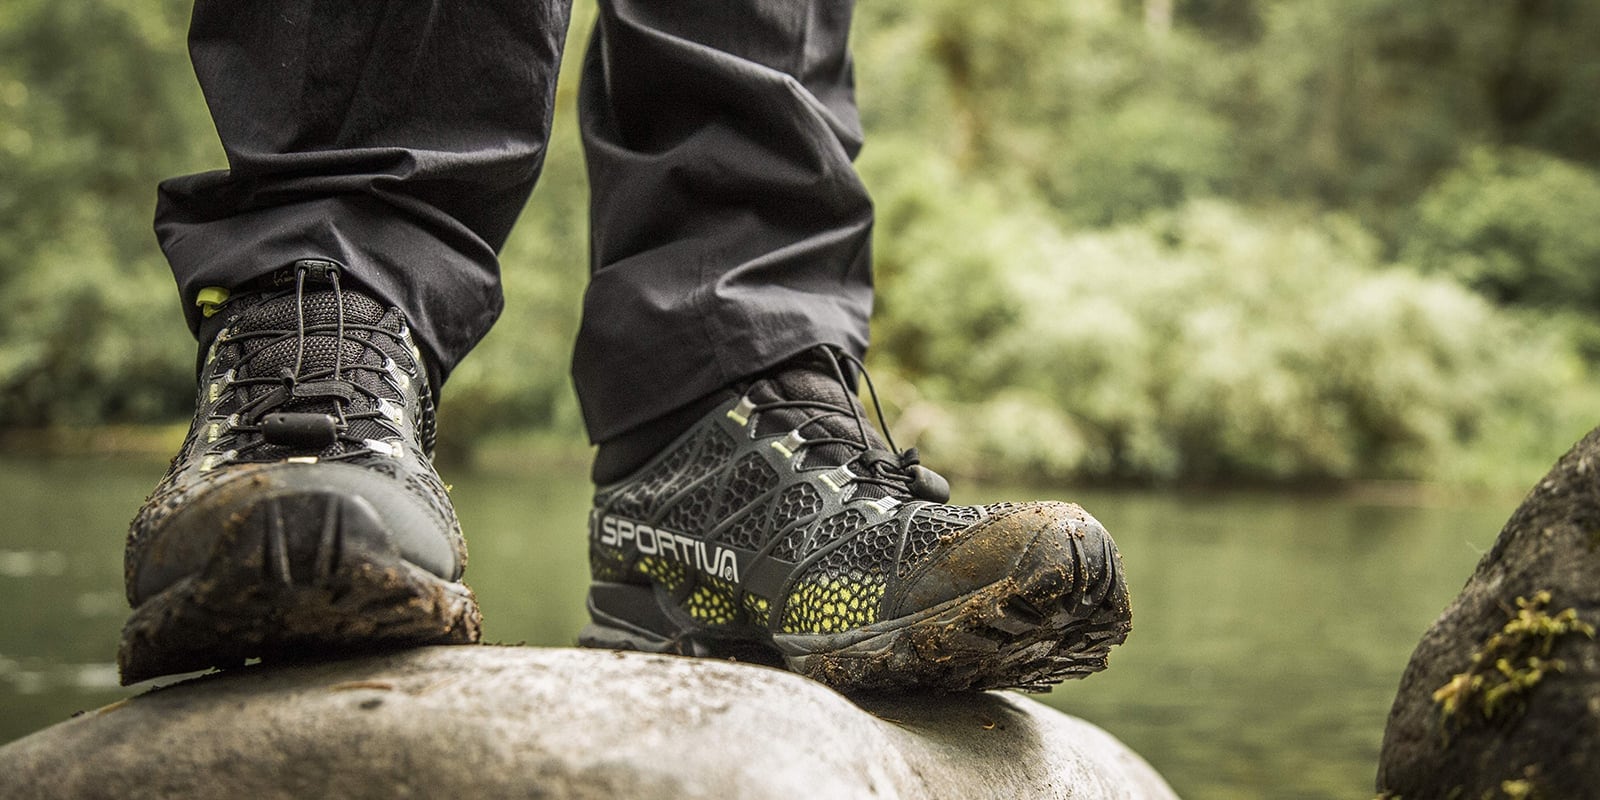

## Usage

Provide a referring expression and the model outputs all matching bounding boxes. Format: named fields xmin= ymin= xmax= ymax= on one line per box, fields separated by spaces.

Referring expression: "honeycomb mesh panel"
xmin=683 ymin=575 xmax=739 ymax=625
xmin=814 ymin=520 xmax=902 ymax=578
xmin=716 ymin=506 xmax=770 ymax=550
xmin=651 ymin=428 xmax=724 ymax=509
xmin=661 ymin=479 xmax=721 ymax=535
xmin=768 ymin=484 xmax=829 ymax=560
xmin=936 ymin=505 xmax=985 ymax=524
xmin=798 ymin=509 xmax=865 ymax=558
xmin=697 ymin=427 xmax=737 ymax=468
xmin=779 ymin=572 xmax=885 ymax=634
xmin=772 ymin=525 xmax=813 ymax=561
xmin=894 ymin=514 xmax=971 ymax=578
xmin=742 ymin=592 xmax=770 ymax=623
xmin=607 ymin=435 xmax=696 ymax=519
xmin=773 ymin=484 xmax=823 ymax=529
xmin=619 ymin=426 xmax=740 ymax=531
xmin=634 ymin=555 xmax=688 ymax=592
xmin=589 ymin=546 xmax=631 ymax=582
xmin=711 ymin=453 xmax=779 ymax=522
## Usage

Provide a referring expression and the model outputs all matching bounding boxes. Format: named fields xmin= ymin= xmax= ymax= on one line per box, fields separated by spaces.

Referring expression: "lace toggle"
xmin=261 ymin=412 xmax=340 ymax=449
xmin=898 ymin=449 xmax=951 ymax=503
xmin=857 ymin=446 xmax=951 ymax=503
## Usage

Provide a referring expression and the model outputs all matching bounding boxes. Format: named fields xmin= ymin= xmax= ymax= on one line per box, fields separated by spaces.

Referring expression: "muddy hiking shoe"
xmin=119 ymin=260 xmax=480 ymax=685
xmin=581 ymin=346 xmax=1132 ymax=692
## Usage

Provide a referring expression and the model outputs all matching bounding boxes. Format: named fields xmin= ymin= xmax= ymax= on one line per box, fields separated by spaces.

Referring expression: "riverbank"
xmin=0 ymin=424 xmax=1532 ymax=507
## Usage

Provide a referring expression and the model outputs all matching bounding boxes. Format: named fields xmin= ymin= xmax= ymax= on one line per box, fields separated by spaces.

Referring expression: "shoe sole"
xmin=578 ymin=532 xmax=1130 ymax=693
xmin=118 ymin=492 xmax=481 ymax=685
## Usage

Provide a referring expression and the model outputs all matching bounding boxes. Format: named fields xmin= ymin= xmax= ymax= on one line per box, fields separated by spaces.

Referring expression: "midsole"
xmin=585 ymin=576 xmax=1044 ymax=659
xmin=585 ymin=581 xmax=771 ymax=645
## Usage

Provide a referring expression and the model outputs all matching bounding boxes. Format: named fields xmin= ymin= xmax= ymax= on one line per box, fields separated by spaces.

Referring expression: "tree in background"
xmin=0 ymin=0 xmax=207 ymax=425
xmin=4 ymin=0 xmax=1599 ymax=486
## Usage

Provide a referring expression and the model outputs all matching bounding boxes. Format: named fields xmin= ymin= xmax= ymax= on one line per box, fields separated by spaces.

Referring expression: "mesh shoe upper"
xmin=589 ymin=348 xmax=1099 ymax=637
xmin=126 ymin=263 xmax=464 ymax=605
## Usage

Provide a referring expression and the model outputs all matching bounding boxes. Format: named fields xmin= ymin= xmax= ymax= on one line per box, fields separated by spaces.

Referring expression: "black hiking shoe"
xmin=579 ymin=346 xmax=1131 ymax=692
xmin=119 ymin=260 xmax=480 ymax=684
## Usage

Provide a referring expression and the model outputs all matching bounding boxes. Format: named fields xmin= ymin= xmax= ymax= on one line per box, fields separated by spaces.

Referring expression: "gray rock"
xmin=1377 ymin=428 xmax=1600 ymax=798
xmin=0 ymin=646 xmax=1176 ymax=799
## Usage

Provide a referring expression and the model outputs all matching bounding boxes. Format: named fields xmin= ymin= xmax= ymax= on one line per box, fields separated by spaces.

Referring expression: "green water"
xmin=0 ymin=455 xmax=1511 ymax=798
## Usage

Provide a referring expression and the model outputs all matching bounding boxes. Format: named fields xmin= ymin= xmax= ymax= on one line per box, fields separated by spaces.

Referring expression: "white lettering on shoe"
xmin=593 ymin=514 xmax=741 ymax=583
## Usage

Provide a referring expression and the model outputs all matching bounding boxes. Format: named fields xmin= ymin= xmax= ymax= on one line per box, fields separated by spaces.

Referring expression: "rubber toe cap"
xmin=128 ymin=461 xmax=460 ymax=606
xmin=883 ymin=502 xmax=1120 ymax=620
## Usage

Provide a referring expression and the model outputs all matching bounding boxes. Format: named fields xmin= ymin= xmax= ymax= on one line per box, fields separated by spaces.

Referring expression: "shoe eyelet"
xmin=380 ymin=357 xmax=408 ymax=392
xmin=725 ymin=396 xmax=756 ymax=427
xmin=377 ymin=398 xmax=405 ymax=425
xmin=206 ymin=369 xmax=235 ymax=404
xmin=398 ymin=325 xmax=424 ymax=369
xmin=364 ymin=439 xmax=403 ymax=458
xmin=818 ymin=465 xmax=856 ymax=493
xmin=865 ymin=496 xmax=902 ymax=516
xmin=770 ymin=430 xmax=806 ymax=459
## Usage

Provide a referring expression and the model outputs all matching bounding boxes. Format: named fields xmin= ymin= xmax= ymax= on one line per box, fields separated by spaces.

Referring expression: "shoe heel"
xmin=578 ymin=582 xmax=680 ymax=653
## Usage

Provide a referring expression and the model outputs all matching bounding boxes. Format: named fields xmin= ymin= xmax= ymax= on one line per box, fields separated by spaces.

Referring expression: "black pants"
xmin=155 ymin=0 xmax=874 ymax=444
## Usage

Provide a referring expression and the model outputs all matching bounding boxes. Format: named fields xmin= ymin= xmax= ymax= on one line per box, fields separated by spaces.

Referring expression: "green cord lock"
xmin=196 ymin=287 xmax=231 ymax=318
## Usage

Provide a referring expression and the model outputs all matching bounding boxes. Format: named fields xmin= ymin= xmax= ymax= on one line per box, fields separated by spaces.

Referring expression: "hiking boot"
xmin=119 ymin=260 xmax=480 ymax=684
xmin=579 ymin=346 xmax=1131 ymax=692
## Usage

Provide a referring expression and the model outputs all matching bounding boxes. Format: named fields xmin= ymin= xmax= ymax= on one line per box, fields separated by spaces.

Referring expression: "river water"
xmin=0 ymin=455 xmax=1515 ymax=798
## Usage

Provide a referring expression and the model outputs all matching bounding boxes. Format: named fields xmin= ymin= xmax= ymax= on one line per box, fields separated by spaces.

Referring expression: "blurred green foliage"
xmin=1408 ymin=147 xmax=1600 ymax=311
xmin=4 ymin=0 xmax=1600 ymax=486
xmin=0 ymin=0 xmax=209 ymax=424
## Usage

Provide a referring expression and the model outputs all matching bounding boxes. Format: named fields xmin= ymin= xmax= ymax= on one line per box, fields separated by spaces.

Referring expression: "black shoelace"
xmin=219 ymin=264 xmax=405 ymax=459
xmin=747 ymin=346 xmax=951 ymax=503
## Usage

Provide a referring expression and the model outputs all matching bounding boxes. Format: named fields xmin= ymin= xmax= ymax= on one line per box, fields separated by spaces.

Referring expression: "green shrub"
xmin=864 ymin=154 xmax=1596 ymax=485
xmin=1405 ymin=147 xmax=1600 ymax=312
xmin=0 ymin=0 xmax=213 ymax=426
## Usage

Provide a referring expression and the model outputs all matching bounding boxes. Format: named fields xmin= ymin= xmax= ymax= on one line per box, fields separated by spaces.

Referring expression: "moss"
xmin=1498 ymin=778 xmax=1535 ymax=800
xmin=1432 ymin=591 xmax=1596 ymax=725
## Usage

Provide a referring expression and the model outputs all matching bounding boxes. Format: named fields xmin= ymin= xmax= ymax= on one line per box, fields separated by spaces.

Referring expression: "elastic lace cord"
xmin=747 ymin=346 xmax=918 ymax=496
xmin=291 ymin=267 xmax=308 ymax=380
xmin=830 ymin=348 xmax=900 ymax=455
xmin=330 ymin=269 xmax=349 ymax=428
xmin=220 ymin=264 xmax=405 ymax=458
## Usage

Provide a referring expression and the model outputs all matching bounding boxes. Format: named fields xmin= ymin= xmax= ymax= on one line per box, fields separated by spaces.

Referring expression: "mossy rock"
xmin=1378 ymin=427 xmax=1600 ymax=798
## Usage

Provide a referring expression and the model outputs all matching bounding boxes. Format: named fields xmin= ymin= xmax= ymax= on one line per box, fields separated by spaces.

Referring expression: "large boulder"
xmin=1378 ymin=428 xmax=1600 ymax=798
xmin=1 ymin=646 xmax=1175 ymax=799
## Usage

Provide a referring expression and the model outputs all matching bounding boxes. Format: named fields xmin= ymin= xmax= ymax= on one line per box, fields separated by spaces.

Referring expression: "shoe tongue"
xmin=219 ymin=286 xmax=404 ymax=447
xmin=749 ymin=354 xmax=891 ymax=473
xmin=233 ymin=279 xmax=387 ymax=338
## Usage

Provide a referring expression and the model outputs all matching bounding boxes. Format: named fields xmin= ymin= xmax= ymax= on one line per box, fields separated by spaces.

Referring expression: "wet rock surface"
xmin=1 ymin=646 xmax=1175 ymax=800
xmin=1378 ymin=428 xmax=1600 ymax=798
